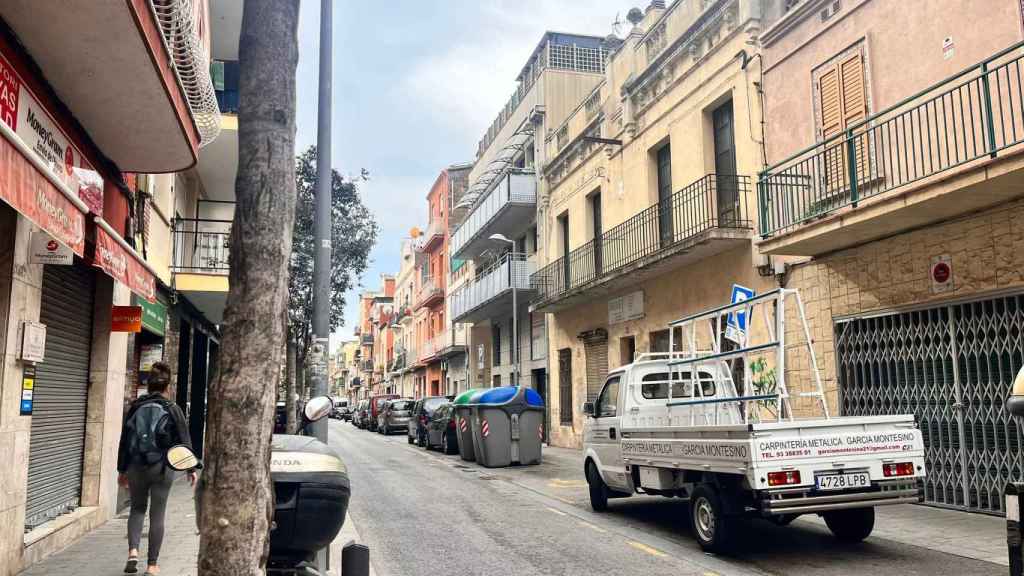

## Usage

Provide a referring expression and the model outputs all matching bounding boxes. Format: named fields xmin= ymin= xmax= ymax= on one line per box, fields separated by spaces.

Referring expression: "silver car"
xmin=377 ymin=399 xmax=414 ymax=435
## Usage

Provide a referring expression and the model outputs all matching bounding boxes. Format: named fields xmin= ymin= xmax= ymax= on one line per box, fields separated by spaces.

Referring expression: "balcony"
xmin=758 ymin=42 xmax=1024 ymax=257
xmin=390 ymin=348 xmax=407 ymax=372
xmin=414 ymin=276 xmax=444 ymax=310
xmin=361 ymin=334 xmax=375 ymax=346
xmin=360 ymin=360 xmax=373 ymax=372
xmin=418 ymin=336 xmax=439 ymax=364
xmin=171 ymin=217 xmax=231 ymax=323
xmin=532 ymin=174 xmax=752 ymax=313
xmin=451 ymin=253 xmax=535 ymax=324
xmin=415 ymin=219 xmax=445 ymax=253
xmin=436 ymin=327 xmax=467 ymax=357
xmin=450 ymin=170 xmax=536 ymax=260
xmin=0 ymin=0 xmax=222 ymax=171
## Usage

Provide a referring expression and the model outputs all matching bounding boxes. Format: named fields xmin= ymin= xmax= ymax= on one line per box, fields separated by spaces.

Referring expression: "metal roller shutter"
xmin=24 ymin=262 xmax=95 ymax=530
xmin=581 ymin=329 xmax=608 ymax=402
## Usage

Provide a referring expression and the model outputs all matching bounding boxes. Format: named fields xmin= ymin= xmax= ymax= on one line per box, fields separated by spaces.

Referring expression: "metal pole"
xmin=311 ymin=0 xmax=332 ymax=571
xmin=512 ymin=268 xmax=518 ymax=387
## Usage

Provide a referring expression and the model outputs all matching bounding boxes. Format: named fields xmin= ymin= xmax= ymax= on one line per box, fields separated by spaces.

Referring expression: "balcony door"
xmin=713 ymin=100 xmax=739 ymax=225
xmin=559 ymin=213 xmax=570 ymax=292
xmin=590 ymin=192 xmax=602 ymax=276
xmin=657 ymin=144 xmax=673 ymax=247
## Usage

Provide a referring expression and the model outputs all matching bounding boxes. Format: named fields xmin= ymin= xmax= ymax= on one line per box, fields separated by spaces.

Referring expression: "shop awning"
xmin=0 ymin=121 xmax=87 ymax=255
xmin=92 ymin=218 xmax=157 ymax=303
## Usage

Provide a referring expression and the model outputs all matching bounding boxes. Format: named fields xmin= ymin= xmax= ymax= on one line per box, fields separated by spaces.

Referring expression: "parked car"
xmin=368 ymin=394 xmax=399 ymax=432
xmin=353 ymin=400 xmax=370 ymax=428
xmin=331 ymin=398 xmax=351 ymax=420
xmin=377 ymin=398 xmax=413 ymax=435
xmin=425 ymin=402 xmax=458 ymax=454
xmin=408 ymin=396 xmax=449 ymax=446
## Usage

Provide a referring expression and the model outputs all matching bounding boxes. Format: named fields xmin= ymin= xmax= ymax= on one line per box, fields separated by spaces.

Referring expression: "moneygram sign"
xmin=94 ymin=224 xmax=156 ymax=303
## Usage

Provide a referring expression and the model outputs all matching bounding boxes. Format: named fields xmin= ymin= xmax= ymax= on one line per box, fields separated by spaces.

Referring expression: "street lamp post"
xmin=489 ymin=233 xmax=519 ymax=387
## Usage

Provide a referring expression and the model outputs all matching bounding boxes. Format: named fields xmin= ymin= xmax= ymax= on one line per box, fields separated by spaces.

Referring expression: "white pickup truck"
xmin=581 ymin=289 xmax=925 ymax=552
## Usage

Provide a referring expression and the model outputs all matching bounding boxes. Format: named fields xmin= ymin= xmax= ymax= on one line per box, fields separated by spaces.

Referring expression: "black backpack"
xmin=126 ymin=399 xmax=174 ymax=466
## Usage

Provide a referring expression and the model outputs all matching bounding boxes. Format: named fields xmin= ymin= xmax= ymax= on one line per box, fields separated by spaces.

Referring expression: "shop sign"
xmin=112 ymin=306 xmax=143 ymax=333
xmin=0 ymin=135 xmax=85 ymax=255
xmin=0 ymin=48 xmax=102 ymax=214
xmin=134 ymin=295 xmax=167 ymax=336
xmin=94 ymin=224 xmax=156 ymax=302
xmin=19 ymin=321 xmax=46 ymax=362
xmin=609 ymin=290 xmax=644 ymax=324
xmin=29 ymin=230 xmax=72 ymax=265
xmin=20 ymin=364 xmax=35 ymax=415
xmin=139 ymin=344 xmax=164 ymax=372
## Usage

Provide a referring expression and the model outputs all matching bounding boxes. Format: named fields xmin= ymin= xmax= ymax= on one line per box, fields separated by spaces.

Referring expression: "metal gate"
xmin=836 ymin=294 xmax=1024 ymax=514
xmin=581 ymin=329 xmax=608 ymax=402
xmin=25 ymin=262 xmax=96 ymax=530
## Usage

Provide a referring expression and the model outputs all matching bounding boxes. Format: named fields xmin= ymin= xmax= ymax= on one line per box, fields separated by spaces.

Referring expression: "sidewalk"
xmin=19 ymin=479 xmax=199 ymax=576
xmin=521 ymin=445 xmax=1010 ymax=567
xmin=18 ymin=478 xmax=367 ymax=576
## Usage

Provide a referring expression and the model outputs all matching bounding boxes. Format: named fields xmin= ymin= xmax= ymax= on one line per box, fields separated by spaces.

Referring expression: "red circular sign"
xmin=46 ymin=240 xmax=58 ymax=251
xmin=932 ymin=261 xmax=951 ymax=284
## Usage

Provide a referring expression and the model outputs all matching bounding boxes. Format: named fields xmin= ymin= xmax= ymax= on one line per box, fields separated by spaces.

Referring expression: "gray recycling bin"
xmin=469 ymin=386 xmax=545 ymax=468
xmin=453 ymin=389 xmax=482 ymax=462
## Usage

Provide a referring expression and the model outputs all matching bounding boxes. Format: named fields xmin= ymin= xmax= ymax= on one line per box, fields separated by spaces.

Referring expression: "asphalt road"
xmin=328 ymin=420 xmax=1004 ymax=576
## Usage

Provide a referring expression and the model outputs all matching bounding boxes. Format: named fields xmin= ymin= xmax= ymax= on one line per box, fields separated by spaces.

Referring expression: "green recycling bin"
xmin=453 ymin=389 xmax=482 ymax=462
xmin=470 ymin=386 xmax=545 ymax=468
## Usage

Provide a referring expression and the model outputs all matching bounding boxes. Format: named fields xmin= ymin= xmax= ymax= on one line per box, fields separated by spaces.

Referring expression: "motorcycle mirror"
xmin=166 ymin=444 xmax=199 ymax=471
xmin=304 ymin=396 xmax=333 ymax=423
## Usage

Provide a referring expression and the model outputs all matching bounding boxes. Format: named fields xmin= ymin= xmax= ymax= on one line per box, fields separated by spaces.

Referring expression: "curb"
xmin=327 ymin=511 xmax=376 ymax=576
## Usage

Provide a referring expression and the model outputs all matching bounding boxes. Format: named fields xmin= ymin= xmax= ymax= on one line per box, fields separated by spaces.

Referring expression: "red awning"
xmin=0 ymin=128 xmax=86 ymax=255
xmin=92 ymin=219 xmax=156 ymax=303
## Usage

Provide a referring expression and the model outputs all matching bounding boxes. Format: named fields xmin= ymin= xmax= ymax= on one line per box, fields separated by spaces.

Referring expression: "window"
xmin=596 ymin=376 xmax=620 ymax=417
xmin=493 ymin=374 xmax=501 ymax=387
xmin=559 ymin=348 xmax=573 ymax=425
xmin=648 ymin=328 xmax=682 ymax=353
xmin=620 ymin=336 xmax=636 ymax=365
xmin=815 ymin=46 xmax=868 ymax=191
xmin=492 ymin=325 xmax=501 ymax=367
xmin=640 ymin=371 xmax=717 ymax=400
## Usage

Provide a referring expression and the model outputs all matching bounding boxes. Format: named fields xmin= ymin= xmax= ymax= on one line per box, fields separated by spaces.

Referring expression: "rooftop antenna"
xmin=611 ymin=12 xmax=623 ymax=37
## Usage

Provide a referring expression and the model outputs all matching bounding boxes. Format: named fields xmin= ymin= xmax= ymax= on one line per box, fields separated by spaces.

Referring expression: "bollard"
xmin=1008 ymin=483 xmax=1024 ymax=576
xmin=341 ymin=542 xmax=370 ymax=576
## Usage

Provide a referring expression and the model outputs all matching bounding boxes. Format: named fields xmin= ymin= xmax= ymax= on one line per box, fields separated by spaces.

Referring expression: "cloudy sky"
xmin=292 ymin=1 xmax=634 ymax=348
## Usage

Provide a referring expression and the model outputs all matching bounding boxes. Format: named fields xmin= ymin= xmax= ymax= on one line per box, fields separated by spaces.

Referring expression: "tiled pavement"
xmin=20 ymin=479 xmax=199 ymax=576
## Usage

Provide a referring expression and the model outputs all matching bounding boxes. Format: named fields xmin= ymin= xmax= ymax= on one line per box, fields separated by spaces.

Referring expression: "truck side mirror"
xmin=1008 ymin=365 xmax=1024 ymax=417
xmin=582 ymin=402 xmax=595 ymax=416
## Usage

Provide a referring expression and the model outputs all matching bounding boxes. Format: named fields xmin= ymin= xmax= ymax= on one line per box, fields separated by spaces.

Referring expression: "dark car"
xmin=425 ymin=402 xmax=458 ymax=454
xmin=408 ymin=396 xmax=449 ymax=447
xmin=353 ymin=400 xmax=370 ymax=428
xmin=368 ymin=394 xmax=399 ymax=432
xmin=377 ymin=399 xmax=413 ymax=435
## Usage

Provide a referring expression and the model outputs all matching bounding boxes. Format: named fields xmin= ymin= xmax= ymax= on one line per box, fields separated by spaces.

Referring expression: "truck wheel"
xmin=823 ymin=507 xmax=875 ymax=543
xmin=586 ymin=462 xmax=609 ymax=512
xmin=689 ymin=485 xmax=733 ymax=553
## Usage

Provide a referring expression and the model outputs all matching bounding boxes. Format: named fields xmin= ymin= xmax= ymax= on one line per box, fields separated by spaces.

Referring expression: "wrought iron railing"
xmin=533 ymin=174 xmax=751 ymax=304
xmin=171 ymin=218 xmax=231 ymax=274
xmin=451 ymin=252 xmax=534 ymax=321
xmin=450 ymin=169 xmax=536 ymax=257
xmin=360 ymin=334 xmax=374 ymax=345
xmin=759 ymin=41 xmax=1024 ymax=237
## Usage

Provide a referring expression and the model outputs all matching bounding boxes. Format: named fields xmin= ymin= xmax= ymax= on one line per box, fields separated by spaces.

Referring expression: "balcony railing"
xmin=361 ymin=334 xmax=374 ymax=345
xmin=415 ymin=219 xmax=445 ymax=252
xmin=360 ymin=360 xmax=373 ymax=371
xmin=533 ymin=174 xmax=751 ymax=304
xmin=450 ymin=170 xmax=536 ymax=258
xmin=171 ymin=218 xmax=231 ymax=274
xmin=451 ymin=252 xmax=534 ymax=322
xmin=759 ymin=41 xmax=1024 ymax=238
xmin=419 ymin=336 xmax=439 ymax=363
xmin=414 ymin=276 xmax=444 ymax=309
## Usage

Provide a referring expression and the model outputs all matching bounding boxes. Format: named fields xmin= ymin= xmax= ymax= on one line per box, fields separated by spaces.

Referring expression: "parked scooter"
xmin=168 ymin=396 xmax=352 ymax=576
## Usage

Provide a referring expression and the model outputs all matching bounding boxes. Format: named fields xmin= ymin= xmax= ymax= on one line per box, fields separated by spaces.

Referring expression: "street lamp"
xmin=489 ymin=233 xmax=520 ymax=387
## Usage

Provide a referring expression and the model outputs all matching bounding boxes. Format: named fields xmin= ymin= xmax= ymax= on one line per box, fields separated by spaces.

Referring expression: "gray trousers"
xmin=126 ymin=463 xmax=176 ymax=565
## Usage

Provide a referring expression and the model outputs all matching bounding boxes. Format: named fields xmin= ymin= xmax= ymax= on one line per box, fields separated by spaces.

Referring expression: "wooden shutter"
xmin=841 ymin=53 xmax=869 ymax=183
xmin=818 ymin=50 xmax=868 ymax=195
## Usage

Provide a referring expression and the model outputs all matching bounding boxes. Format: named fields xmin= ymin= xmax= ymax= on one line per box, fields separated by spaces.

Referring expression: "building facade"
xmin=757 ymin=0 xmax=1024 ymax=515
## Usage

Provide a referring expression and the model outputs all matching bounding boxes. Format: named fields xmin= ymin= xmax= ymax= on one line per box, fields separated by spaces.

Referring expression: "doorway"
xmin=656 ymin=143 xmax=673 ymax=246
xmin=533 ymin=369 xmax=549 ymax=443
xmin=712 ymin=100 xmax=739 ymax=224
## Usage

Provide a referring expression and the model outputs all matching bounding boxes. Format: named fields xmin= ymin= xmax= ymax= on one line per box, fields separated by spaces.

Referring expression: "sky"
xmin=292 ymin=1 xmax=635 ymax=349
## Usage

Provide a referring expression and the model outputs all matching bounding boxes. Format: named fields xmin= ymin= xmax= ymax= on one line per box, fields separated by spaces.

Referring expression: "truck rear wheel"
xmin=586 ymin=462 xmax=609 ymax=512
xmin=823 ymin=507 xmax=874 ymax=543
xmin=689 ymin=485 xmax=733 ymax=553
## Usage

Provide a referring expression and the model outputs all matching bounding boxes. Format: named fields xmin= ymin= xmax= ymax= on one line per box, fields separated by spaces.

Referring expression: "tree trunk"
xmin=285 ymin=333 xmax=297 ymax=433
xmin=196 ymin=1 xmax=299 ymax=574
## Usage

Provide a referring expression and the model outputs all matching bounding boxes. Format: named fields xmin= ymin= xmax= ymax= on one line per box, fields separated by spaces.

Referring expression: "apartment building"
xmin=757 ymin=0 xmax=1024 ymax=516
xmin=0 ymin=0 xmax=231 ymax=571
xmin=391 ymin=237 xmax=418 ymax=398
xmin=450 ymin=31 xmax=610 ymax=405
xmin=354 ymin=276 xmax=396 ymax=398
xmin=532 ymin=0 xmax=773 ymax=448
xmin=444 ymin=163 xmax=474 ymax=395
xmin=332 ymin=339 xmax=359 ymax=398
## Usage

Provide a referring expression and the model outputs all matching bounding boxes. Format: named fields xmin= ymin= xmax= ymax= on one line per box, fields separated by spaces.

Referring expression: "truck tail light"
xmin=767 ymin=470 xmax=802 ymax=486
xmin=883 ymin=462 xmax=915 ymax=477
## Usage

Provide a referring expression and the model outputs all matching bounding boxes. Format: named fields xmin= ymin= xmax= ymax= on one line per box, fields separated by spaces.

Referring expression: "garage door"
xmin=24 ymin=262 xmax=96 ymax=530
xmin=836 ymin=294 xmax=1024 ymax=515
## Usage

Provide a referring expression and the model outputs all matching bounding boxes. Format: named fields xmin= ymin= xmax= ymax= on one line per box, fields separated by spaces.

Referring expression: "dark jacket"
xmin=117 ymin=394 xmax=192 ymax=473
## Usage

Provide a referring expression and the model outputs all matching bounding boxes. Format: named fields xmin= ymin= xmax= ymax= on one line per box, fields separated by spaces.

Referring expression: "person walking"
xmin=117 ymin=362 xmax=196 ymax=575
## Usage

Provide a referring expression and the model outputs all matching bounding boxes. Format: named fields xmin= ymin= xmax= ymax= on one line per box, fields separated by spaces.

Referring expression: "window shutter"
xmin=818 ymin=50 xmax=868 ymax=195
xmin=840 ymin=52 xmax=867 ymax=127
xmin=819 ymin=67 xmax=842 ymax=139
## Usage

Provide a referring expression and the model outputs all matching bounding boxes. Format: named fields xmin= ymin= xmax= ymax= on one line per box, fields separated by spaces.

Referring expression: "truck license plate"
xmin=816 ymin=472 xmax=870 ymax=491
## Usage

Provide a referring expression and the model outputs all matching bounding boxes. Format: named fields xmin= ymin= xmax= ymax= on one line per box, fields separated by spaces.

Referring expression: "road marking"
xmin=548 ymin=479 xmax=587 ymax=488
xmin=628 ymin=541 xmax=668 ymax=558
xmin=545 ymin=506 xmax=568 ymax=516
xmin=577 ymin=520 xmax=607 ymax=534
